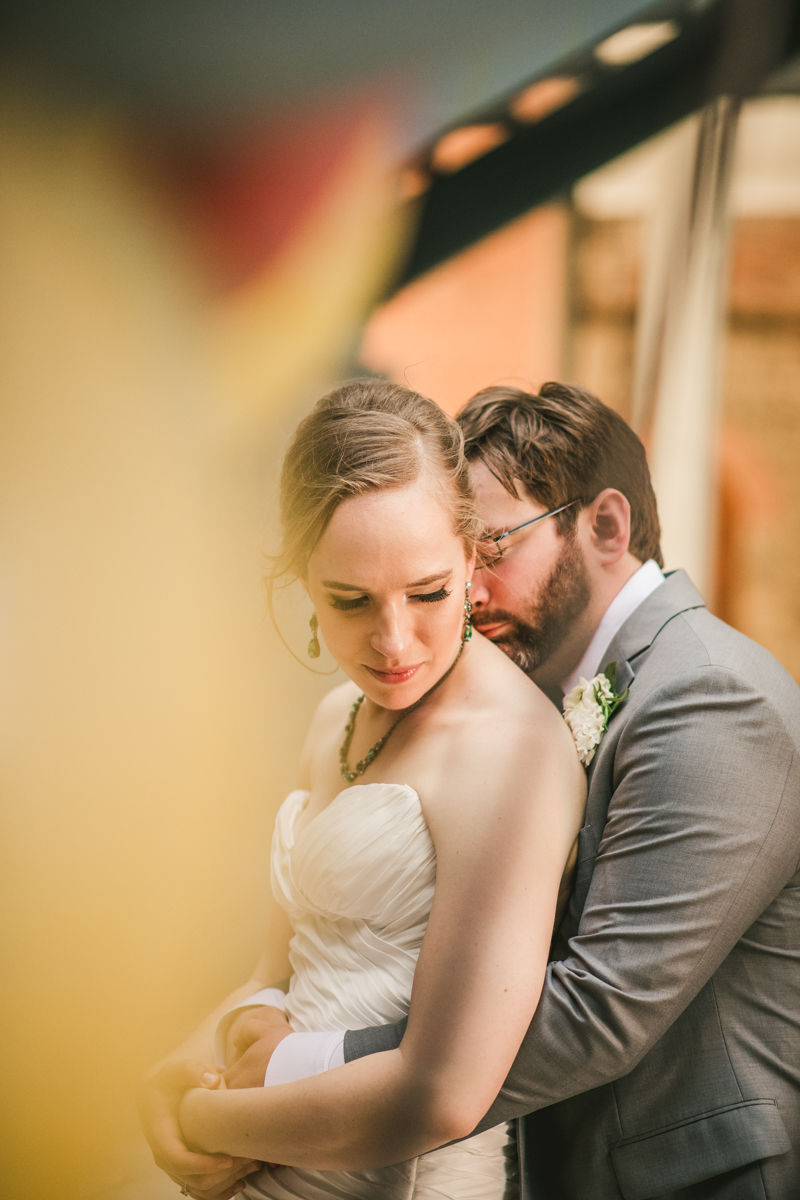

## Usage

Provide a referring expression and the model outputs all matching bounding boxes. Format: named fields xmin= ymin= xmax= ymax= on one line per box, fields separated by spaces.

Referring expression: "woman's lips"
xmin=365 ymin=664 xmax=423 ymax=685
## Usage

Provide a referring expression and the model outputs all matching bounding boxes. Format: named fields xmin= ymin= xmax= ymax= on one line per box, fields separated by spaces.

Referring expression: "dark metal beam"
xmin=396 ymin=0 xmax=800 ymax=288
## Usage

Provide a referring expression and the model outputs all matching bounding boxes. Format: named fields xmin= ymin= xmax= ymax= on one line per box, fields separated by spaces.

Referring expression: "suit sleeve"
xmin=471 ymin=663 xmax=800 ymax=1129
xmin=344 ymin=1017 xmax=407 ymax=1061
xmin=346 ymin=663 xmax=800 ymax=1128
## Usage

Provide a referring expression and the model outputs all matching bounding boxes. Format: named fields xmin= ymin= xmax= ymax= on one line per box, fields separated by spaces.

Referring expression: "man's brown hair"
xmin=458 ymin=382 xmax=663 ymax=567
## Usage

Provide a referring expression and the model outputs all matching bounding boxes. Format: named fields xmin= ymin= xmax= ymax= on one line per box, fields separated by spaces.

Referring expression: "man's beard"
xmin=476 ymin=536 xmax=590 ymax=676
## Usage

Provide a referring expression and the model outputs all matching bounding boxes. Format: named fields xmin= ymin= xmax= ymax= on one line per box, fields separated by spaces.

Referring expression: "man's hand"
xmin=223 ymin=1006 xmax=292 ymax=1089
xmin=138 ymin=1058 xmax=262 ymax=1199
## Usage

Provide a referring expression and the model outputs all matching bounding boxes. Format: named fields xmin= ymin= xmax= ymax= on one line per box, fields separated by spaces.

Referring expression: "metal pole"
xmin=632 ymin=96 xmax=740 ymax=597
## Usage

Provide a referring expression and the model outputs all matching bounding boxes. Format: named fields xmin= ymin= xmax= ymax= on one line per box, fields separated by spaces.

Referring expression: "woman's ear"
xmin=466 ymin=547 xmax=478 ymax=580
xmin=588 ymin=489 xmax=632 ymax=564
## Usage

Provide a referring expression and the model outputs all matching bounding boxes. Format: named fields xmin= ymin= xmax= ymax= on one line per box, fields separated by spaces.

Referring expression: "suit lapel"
xmin=599 ymin=569 xmax=705 ymax=672
xmin=565 ymin=571 xmax=706 ymax=920
xmin=610 ymin=658 xmax=634 ymax=695
xmin=526 ymin=572 xmax=710 ymax=1186
xmin=583 ymin=571 xmax=705 ymax=788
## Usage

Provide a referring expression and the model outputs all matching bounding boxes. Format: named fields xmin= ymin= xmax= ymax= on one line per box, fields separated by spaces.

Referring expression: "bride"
xmin=139 ymin=379 xmax=585 ymax=1199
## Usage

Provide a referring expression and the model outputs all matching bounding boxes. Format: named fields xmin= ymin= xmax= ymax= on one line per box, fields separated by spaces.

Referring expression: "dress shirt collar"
xmin=560 ymin=559 xmax=665 ymax=695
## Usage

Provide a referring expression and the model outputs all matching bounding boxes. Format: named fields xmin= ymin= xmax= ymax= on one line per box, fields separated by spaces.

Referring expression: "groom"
xmin=441 ymin=384 xmax=800 ymax=1198
xmin=158 ymin=383 xmax=800 ymax=1199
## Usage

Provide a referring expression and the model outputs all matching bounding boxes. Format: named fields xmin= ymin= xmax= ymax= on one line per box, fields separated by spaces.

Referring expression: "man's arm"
xmin=477 ymin=666 xmax=800 ymax=1127
xmin=348 ymin=666 xmax=800 ymax=1130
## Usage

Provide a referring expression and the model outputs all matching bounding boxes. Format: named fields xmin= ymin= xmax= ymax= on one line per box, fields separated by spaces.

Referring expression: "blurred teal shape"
xmin=0 ymin=0 xmax=674 ymax=147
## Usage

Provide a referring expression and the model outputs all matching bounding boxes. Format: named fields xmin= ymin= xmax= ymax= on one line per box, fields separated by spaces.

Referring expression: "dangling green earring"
xmin=463 ymin=581 xmax=473 ymax=642
xmin=308 ymin=613 xmax=321 ymax=659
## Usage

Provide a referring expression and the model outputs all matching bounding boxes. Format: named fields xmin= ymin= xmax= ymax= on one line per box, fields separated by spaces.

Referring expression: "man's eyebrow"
xmin=322 ymin=570 xmax=452 ymax=591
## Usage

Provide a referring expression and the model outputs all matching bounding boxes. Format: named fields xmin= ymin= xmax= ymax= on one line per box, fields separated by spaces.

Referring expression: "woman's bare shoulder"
xmin=435 ymin=636 xmax=585 ymax=811
xmin=313 ymin=678 xmax=361 ymax=727
xmin=468 ymin=634 xmax=569 ymax=733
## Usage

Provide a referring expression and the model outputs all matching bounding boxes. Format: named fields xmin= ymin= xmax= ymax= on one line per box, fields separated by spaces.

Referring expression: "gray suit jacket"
xmin=344 ymin=571 xmax=800 ymax=1199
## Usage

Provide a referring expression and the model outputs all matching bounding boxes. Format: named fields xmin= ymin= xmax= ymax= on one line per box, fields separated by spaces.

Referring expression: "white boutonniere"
xmin=563 ymin=661 xmax=630 ymax=766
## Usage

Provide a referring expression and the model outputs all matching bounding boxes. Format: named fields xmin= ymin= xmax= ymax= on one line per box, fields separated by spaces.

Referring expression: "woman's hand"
xmin=171 ymin=1159 xmax=263 ymax=1200
xmin=138 ymin=1058 xmax=262 ymax=1198
xmin=224 ymin=1006 xmax=292 ymax=1088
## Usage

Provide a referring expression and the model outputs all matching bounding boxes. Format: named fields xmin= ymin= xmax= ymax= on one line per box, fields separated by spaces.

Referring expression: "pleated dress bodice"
xmin=244 ymin=783 xmax=517 ymax=1200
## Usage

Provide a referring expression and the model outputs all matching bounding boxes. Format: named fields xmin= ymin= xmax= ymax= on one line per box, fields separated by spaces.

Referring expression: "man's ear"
xmin=587 ymin=489 xmax=631 ymax=564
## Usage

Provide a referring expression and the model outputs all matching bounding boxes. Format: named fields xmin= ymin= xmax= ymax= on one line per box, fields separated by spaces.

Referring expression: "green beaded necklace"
xmin=339 ymin=640 xmax=466 ymax=784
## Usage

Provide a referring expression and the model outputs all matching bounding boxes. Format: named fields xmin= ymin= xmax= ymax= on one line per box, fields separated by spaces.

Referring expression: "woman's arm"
xmin=138 ymin=900 xmax=294 ymax=1187
xmin=179 ymin=700 xmax=585 ymax=1168
xmin=141 ymin=682 xmax=358 ymax=1188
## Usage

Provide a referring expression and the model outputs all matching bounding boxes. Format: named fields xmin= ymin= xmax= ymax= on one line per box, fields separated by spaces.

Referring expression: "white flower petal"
xmin=563 ymin=671 xmax=619 ymax=767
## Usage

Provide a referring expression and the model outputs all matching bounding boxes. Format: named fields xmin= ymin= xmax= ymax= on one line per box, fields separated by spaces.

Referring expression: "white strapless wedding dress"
xmin=244 ymin=782 xmax=518 ymax=1200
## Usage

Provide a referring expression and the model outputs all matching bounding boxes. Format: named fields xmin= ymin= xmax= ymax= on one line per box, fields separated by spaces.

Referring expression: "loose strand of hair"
xmin=263 ymin=570 xmax=339 ymax=677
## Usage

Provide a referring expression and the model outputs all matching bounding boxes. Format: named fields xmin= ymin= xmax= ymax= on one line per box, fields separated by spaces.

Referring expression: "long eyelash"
xmin=413 ymin=586 xmax=451 ymax=603
xmin=329 ymin=586 xmax=451 ymax=611
xmin=329 ymin=595 xmax=369 ymax=611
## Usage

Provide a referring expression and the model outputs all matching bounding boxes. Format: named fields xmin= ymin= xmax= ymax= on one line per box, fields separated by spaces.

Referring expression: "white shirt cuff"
xmin=214 ymin=987 xmax=287 ymax=1068
xmin=264 ymin=1030 xmax=346 ymax=1086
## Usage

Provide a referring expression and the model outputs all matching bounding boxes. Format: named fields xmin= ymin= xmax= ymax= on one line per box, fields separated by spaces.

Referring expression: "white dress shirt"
xmin=560 ymin=559 xmax=664 ymax=695
xmin=224 ymin=560 xmax=665 ymax=1086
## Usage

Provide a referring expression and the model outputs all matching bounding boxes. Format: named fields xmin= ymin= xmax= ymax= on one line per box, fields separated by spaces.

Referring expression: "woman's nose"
xmin=369 ymin=605 xmax=411 ymax=661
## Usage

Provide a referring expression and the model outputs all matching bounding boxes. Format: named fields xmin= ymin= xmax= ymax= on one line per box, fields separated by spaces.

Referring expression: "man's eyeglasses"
xmin=481 ymin=500 xmax=579 ymax=568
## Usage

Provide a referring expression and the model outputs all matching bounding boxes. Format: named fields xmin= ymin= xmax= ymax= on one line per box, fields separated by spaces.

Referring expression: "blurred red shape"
xmin=158 ymin=103 xmax=372 ymax=291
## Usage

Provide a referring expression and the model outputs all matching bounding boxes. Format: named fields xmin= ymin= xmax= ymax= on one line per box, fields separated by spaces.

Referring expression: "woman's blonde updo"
xmin=271 ymin=379 xmax=481 ymax=584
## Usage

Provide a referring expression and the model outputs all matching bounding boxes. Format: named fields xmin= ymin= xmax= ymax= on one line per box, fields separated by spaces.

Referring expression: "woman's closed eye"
xmin=411 ymin=586 xmax=451 ymax=604
xmin=328 ymin=586 xmax=451 ymax=611
xmin=329 ymin=594 xmax=369 ymax=611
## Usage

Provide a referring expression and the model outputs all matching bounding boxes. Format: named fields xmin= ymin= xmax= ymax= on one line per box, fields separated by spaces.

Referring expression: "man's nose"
xmin=470 ymin=569 xmax=492 ymax=610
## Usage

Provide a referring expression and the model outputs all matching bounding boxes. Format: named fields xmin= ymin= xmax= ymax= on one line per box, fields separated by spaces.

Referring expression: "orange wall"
xmin=361 ymin=203 xmax=569 ymax=414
